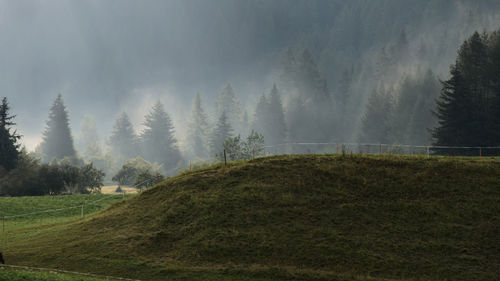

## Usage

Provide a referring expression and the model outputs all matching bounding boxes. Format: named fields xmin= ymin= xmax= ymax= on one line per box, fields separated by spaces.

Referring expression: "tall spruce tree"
xmin=432 ymin=31 xmax=499 ymax=148
xmin=210 ymin=110 xmax=233 ymax=157
xmin=186 ymin=92 xmax=210 ymax=159
xmin=140 ymin=101 xmax=181 ymax=173
xmin=40 ymin=94 xmax=76 ymax=162
xmin=109 ymin=112 xmax=138 ymax=162
xmin=0 ymin=97 xmax=21 ymax=171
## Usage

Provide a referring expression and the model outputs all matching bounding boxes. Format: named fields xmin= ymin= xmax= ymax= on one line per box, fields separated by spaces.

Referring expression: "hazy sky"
xmin=2 ymin=0 xmax=500 ymax=150
xmin=2 ymin=0 xmax=288 ymax=150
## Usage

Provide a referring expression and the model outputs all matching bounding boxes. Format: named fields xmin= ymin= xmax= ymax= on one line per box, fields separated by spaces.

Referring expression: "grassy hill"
xmin=2 ymin=155 xmax=499 ymax=281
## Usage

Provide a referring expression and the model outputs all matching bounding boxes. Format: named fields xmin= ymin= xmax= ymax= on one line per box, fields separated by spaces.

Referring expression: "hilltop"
xmin=3 ymin=155 xmax=500 ymax=281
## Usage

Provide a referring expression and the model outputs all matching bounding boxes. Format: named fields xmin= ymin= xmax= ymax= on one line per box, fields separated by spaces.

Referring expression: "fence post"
xmin=336 ymin=143 xmax=339 ymax=154
xmin=427 ymin=146 xmax=430 ymax=158
xmin=379 ymin=143 xmax=381 ymax=155
xmin=81 ymin=205 xmax=84 ymax=218
xmin=479 ymin=147 xmax=482 ymax=159
xmin=2 ymin=216 xmax=4 ymax=233
xmin=223 ymin=149 xmax=227 ymax=165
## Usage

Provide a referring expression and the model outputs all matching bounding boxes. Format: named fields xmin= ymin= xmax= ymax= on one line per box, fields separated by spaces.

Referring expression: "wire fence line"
xmin=260 ymin=142 xmax=500 ymax=157
xmin=0 ymin=195 xmax=127 ymax=235
xmin=0 ymin=264 xmax=142 ymax=281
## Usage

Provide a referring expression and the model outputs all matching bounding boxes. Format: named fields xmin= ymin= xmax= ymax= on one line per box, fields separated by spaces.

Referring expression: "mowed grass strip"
xmin=2 ymin=155 xmax=500 ymax=281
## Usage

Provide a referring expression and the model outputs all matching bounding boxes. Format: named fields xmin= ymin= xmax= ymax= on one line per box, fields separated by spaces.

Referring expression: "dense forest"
xmin=1 ymin=0 xmax=500 ymax=195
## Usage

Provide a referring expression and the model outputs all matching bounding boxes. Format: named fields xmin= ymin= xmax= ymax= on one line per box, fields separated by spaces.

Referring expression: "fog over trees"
xmin=0 ymin=0 xmax=499 ymax=181
xmin=39 ymin=94 xmax=77 ymax=162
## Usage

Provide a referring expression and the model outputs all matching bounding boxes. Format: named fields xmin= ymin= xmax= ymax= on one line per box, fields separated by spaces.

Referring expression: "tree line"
xmin=0 ymin=97 xmax=104 ymax=196
xmin=2 ymin=28 xmax=500 ymax=196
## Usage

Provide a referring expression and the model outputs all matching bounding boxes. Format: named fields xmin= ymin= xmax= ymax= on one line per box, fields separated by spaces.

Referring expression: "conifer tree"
xmin=140 ymin=102 xmax=181 ymax=173
xmin=186 ymin=93 xmax=210 ymax=159
xmin=432 ymin=31 xmax=498 ymax=149
xmin=109 ymin=112 xmax=138 ymax=162
xmin=0 ymin=97 xmax=21 ymax=171
xmin=210 ymin=110 xmax=233 ymax=157
xmin=40 ymin=94 xmax=76 ymax=162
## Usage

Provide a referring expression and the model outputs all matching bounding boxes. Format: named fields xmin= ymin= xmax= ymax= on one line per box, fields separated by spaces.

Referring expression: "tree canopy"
xmin=433 ymin=31 xmax=500 ymax=149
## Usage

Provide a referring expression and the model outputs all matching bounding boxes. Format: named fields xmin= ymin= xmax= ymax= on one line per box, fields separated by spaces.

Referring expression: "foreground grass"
xmin=2 ymin=155 xmax=500 ymax=280
xmin=0 ymin=268 xmax=107 ymax=281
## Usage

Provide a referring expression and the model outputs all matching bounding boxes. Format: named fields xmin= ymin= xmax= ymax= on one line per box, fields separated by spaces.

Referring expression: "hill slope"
xmin=3 ymin=155 xmax=500 ymax=281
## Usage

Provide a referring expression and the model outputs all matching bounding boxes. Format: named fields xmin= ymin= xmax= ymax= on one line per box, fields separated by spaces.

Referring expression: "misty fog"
xmin=3 ymin=0 xmax=500 ymax=170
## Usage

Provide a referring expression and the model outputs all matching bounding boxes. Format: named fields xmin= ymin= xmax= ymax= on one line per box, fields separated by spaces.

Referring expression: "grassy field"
xmin=0 ymin=194 xmax=134 ymax=232
xmin=100 ymin=186 xmax=138 ymax=195
xmin=1 ymin=155 xmax=499 ymax=280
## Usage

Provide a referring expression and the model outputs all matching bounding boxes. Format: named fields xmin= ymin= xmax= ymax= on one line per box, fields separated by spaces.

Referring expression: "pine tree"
xmin=432 ymin=65 xmax=472 ymax=147
xmin=140 ymin=101 xmax=181 ymax=173
xmin=40 ymin=94 xmax=76 ymax=162
xmin=0 ymin=97 xmax=21 ymax=171
xmin=186 ymin=93 xmax=210 ymax=159
xmin=432 ymin=31 xmax=496 ymax=148
xmin=109 ymin=112 xmax=138 ymax=162
xmin=210 ymin=110 xmax=233 ymax=157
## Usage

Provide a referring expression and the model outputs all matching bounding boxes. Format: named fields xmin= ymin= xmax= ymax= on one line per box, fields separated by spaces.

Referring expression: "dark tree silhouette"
xmin=0 ymin=97 xmax=21 ymax=171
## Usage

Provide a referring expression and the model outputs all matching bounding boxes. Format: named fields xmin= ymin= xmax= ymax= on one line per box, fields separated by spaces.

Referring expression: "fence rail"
xmin=261 ymin=142 xmax=500 ymax=158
